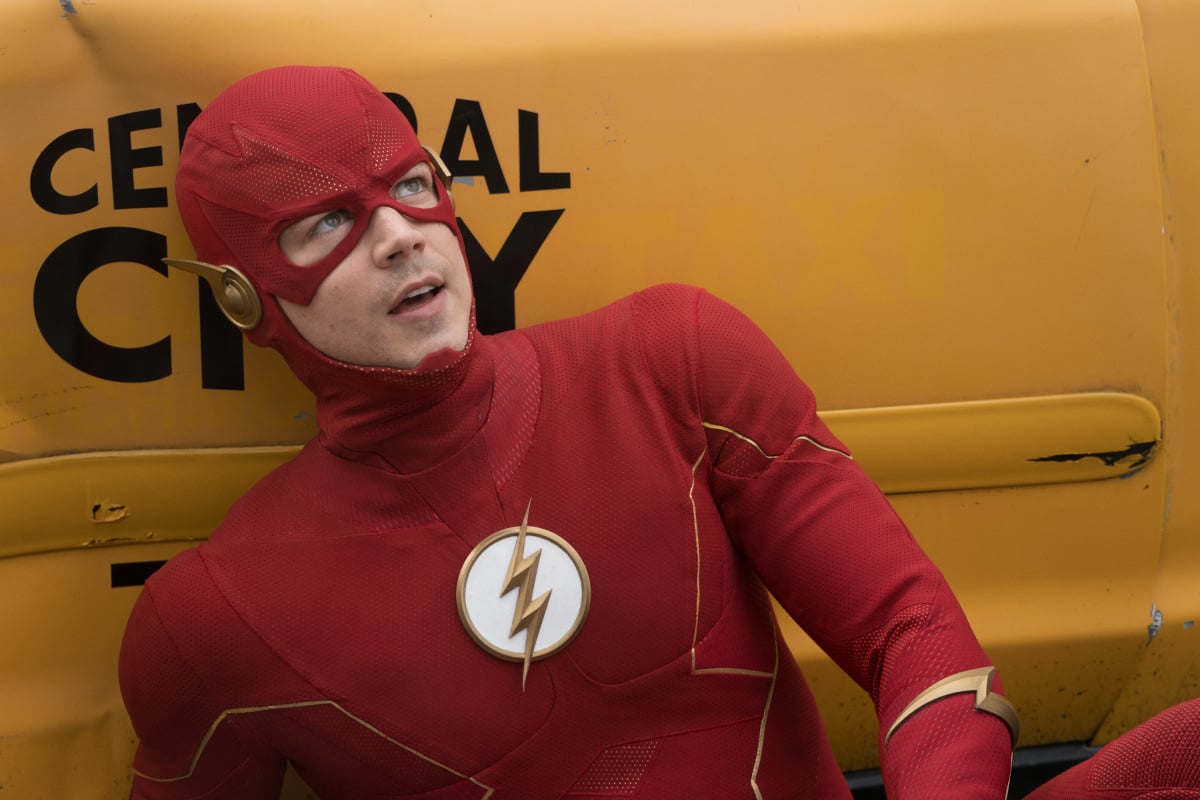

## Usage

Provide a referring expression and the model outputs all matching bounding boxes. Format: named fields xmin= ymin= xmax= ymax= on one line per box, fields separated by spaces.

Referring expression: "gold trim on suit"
xmin=701 ymin=421 xmax=853 ymax=461
xmin=885 ymin=666 xmax=1020 ymax=745
xmin=133 ymin=699 xmax=494 ymax=798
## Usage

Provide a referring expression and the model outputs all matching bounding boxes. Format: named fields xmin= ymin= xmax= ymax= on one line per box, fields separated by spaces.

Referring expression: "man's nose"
xmin=369 ymin=205 xmax=425 ymax=267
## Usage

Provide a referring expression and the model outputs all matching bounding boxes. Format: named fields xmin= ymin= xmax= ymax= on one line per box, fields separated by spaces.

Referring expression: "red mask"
xmin=175 ymin=65 xmax=459 ymax=308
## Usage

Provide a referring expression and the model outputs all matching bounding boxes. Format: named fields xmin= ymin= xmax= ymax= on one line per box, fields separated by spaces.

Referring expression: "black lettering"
xmin=110 ymin=560 xmax=167 ymax=588
xmin=176 ymin=102 xmax=203 ymax=151
xmin=175 ymin=102 xmax=248 ymax=391
xmin=30 ymin=128 xmax=99 ymax=214
xmin=519 ymin=110 xmax=571 ymax=192
xmin=441 ymin=99 xmax=509 ymax=194
xmin=109 ymin=109 xmax=168 ymax=209
xmin=197 ymin=280 xmax=245 ymax=390
xmin=34 ymin=227 xmax=171 ymax=383
xmin=461 ymin=210 xmax=564 ymax=333
xmin=384 ymin=92 xmax=419 ymax=133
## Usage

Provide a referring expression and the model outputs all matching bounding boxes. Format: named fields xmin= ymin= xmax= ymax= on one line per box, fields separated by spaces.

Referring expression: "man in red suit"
xmin=119 ymin=65 xmax=1018 ymax=799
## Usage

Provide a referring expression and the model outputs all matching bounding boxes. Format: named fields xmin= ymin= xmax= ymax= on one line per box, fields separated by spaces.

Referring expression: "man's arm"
xmin=120 ymin=558 xmax=285 ymax=799
xmin=682 ymin=287 xmax=1015 ymax=798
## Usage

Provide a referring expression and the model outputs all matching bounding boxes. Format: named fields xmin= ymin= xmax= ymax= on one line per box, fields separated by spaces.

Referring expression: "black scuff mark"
xmin=59 ymin=0 xmax=77 ymax=15
xmin=1028 ymin=440 xmax=1157 ymax=470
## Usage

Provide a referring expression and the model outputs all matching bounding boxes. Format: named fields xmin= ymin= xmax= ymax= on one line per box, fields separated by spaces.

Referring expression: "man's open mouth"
xmin=391 ymin=284 xmax=441 ymax=313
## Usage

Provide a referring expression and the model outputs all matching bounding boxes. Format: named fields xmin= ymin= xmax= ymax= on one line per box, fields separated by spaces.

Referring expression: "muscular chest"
xmin=208 ymin=438 xmax=734 ymax=782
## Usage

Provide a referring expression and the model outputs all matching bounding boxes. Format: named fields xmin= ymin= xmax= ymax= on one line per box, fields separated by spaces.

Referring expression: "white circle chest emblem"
xmin=456 ymin=511 xmax=590 ymax=687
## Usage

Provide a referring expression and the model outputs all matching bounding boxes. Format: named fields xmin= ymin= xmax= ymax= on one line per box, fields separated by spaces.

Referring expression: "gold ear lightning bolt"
xmin=500 ymin=501 xmax=552 ymax=691
xmin=163 ymin=258 xmax=262 ymax=330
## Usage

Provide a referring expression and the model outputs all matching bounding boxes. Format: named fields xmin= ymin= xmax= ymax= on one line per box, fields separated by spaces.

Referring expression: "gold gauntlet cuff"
xmin=884 ymin=666 xmax=1019 ymax=745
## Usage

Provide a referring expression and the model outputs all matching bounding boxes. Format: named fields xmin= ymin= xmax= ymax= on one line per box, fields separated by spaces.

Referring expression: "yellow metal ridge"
xmin=0 ymin=446 xmax=300 ymax=560
xmin=822 ymin=391 xmax=1160 ymax=494
xmin=0 ymin=392 xmax=1159 ymax=559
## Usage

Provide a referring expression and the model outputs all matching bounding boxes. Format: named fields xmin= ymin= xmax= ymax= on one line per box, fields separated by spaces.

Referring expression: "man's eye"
xmin=392 ymin=177 xmax=428 ymax=200
xmin=279 ymin=208 xmax=355 ymax=266
xmin=312 ymin=209 xmax=352 ymax=237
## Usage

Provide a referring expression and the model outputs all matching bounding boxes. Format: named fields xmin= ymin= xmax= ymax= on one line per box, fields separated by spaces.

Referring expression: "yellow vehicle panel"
xmin=1 ymin=0 xmax=1197 ymax=796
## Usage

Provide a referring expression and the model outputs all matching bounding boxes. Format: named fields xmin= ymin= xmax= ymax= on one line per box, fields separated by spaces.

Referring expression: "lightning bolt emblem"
xmin=456 ymin=506 xmax=589 ymax=689
xmin=500 ymin=501 xmax=552 ymax=691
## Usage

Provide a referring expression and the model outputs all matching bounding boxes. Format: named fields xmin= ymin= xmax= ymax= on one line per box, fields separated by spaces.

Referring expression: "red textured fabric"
xmin=1025 ymin=699 xmax=1200 ymax=800
xmin=176 ymin=65 xmax=458 ymax=308
xmin=692 ymin=291 xmax=1014 ymax=797
xmin=566 ymin=739 xmax=661 ymax=795
xmin=174 ymin=65 xmax=484 ymax=457
xmin=121 ymin=283 xmax=1012 ymax=799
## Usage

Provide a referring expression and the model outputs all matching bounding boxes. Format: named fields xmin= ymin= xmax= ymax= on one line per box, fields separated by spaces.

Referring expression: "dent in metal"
xmin=91 ymin=503 xmax=129 ymax=524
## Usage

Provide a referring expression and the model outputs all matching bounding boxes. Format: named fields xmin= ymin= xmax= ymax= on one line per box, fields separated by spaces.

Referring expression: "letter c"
xmin=34 ymin=227 xmax=171 ymax=383
xmin=30 ymin=128 xmax=99 ymax=215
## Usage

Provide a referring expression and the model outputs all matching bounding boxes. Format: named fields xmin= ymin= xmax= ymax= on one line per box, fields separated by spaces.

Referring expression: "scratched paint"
xmin=91 ymin=503 xmax=129 ymax=524
xmin=58 ymin=0 xmax=77 ymax=14
xmin=1147 ymin=603 xmax=1163 ymax=644
xmin=1029 ymin=441 xmax=1157 ymax=469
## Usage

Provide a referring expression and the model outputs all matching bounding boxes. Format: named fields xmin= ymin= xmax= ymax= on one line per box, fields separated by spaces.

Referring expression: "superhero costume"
xmin=1024 ymin=698 xmax=1200 ymax=800
xmin=119 ymin=66 xmax=1016 ymax=799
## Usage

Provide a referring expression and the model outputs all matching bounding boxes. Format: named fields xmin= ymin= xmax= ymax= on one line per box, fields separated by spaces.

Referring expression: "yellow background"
xmin=1 ymin=0 xmax=1198 ymax=796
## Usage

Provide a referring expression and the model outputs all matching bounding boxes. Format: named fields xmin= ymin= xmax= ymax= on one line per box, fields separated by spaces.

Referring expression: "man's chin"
xmin=394 ymin=332 xmax=471 ymax=372
xmin=403 ymin=347 xmax=460 ymax=371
